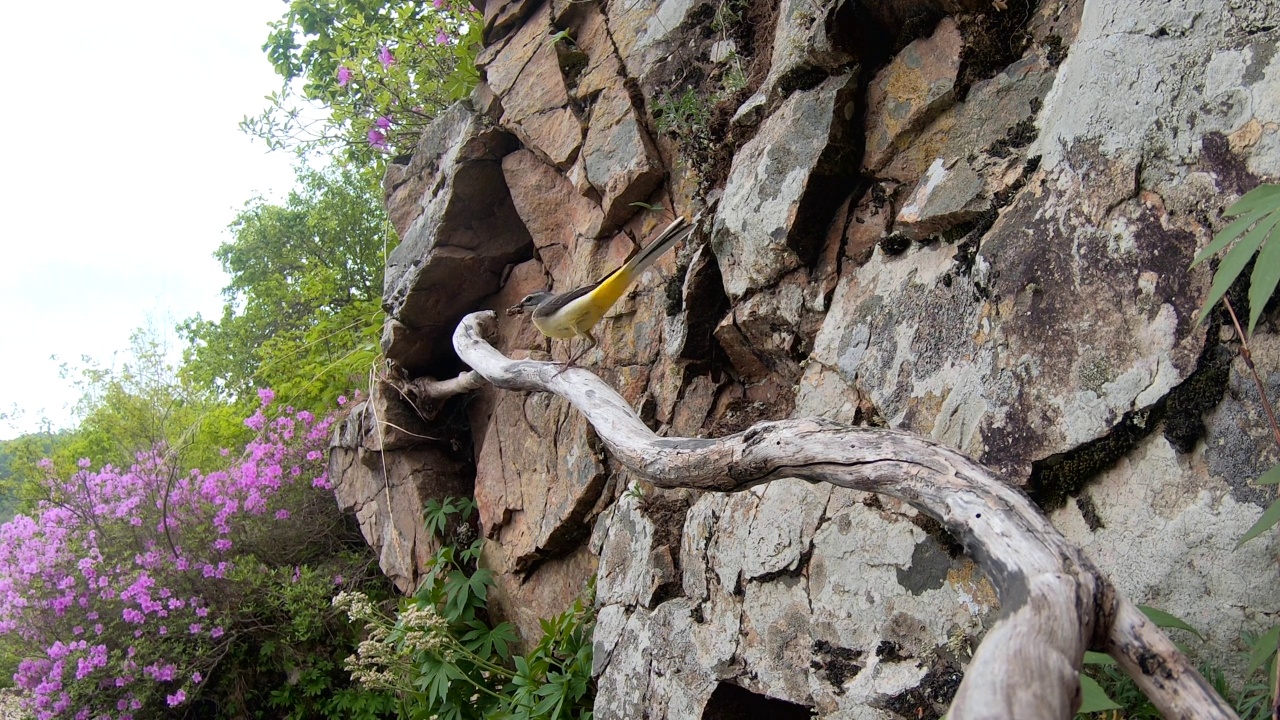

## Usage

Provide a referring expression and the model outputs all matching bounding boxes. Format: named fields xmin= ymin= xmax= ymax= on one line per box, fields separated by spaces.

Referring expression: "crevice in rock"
xmin=750 ymin=543 xmax=814 ymax=585
xmin=810 ymin=639 xmax=865 ymax=695
xmin=953 ymin=1 xmax=1036 ymax=99
xmin=638 ymin=489 xmax=693 ymax=605
xmin=1026 ymin=284 xmax=1237 ymax=511
xmin=1075 ymin=494 xmax=1105 ymax=531
xmin=700 ymin=681 xmax=816 ymax=720
xmin=872 ymin=658 xmax=964 ymax=720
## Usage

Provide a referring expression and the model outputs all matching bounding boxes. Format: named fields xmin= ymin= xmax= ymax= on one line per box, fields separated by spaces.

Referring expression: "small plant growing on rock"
xmin=338 ymin=497 xmax=596 ymax=720
xmin=1187 ymin=182 xmax=1280 ymax=719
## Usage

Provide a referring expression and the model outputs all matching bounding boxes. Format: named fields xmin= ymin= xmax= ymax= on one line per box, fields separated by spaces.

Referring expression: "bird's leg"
xmin=556 ymin=331 xmax=598 ymax=376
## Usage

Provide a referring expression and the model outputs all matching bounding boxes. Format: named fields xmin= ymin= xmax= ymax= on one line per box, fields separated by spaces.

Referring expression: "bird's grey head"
xmin=506 ymin=291 xmax=555 ymax=316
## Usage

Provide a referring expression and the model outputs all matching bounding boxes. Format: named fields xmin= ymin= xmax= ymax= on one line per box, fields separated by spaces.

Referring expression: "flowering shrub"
xmin=244 ymin=0 xmax=482 ymax=161
xmin=0 ymin=392 xmax=388 ymax=719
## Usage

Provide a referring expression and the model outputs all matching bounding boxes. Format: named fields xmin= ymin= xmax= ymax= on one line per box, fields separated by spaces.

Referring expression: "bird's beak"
xmin=506 ymin=300 xmax=530 ymax=317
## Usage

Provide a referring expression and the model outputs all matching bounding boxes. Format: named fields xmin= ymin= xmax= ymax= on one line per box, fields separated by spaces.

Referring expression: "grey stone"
xmin=382 ymin=102 xmax=532 ymax=374
xmin=712 ymin=71 xmax=859 ymax=300
xmin=894 ymin=157 xmax=987 ymax=241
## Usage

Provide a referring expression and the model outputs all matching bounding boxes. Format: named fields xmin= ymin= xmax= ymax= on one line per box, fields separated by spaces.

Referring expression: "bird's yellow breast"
xmin=532 ymin=292 xmax=603 ymax=338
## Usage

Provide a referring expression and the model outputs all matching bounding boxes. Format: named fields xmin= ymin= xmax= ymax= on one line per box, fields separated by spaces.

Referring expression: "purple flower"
xmin=337 ymin=65 xmax=351 ymax=87
xmin=377 ymin=45 xmax=394 ymax=69
xmin=166 ymin=690 xmax=186 ymax=707
xmin=274 ymin=509 xmax=290 ymax=520
xmin=337 ymin=395 xmax=348 ymax=406
xmin=375 ymin=115 xmax=392 ymax=129
xmin=433 ymin=0 xmax=445 ymax=7
xmin=210 ymin=627 xmax=224 ymax=639
xmin=192 ymin=672 xmax=203 ymax=684
xmin=257 ymin=388 xmax=275 ymax=407
xmin=367 ymin=128 xmax=388 ymax=150
xmin=436 ymin=31 xmax=451 ymax=45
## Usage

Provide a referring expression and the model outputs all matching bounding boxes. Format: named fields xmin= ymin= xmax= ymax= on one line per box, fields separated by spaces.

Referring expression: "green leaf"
xmin=1191 ymin=204 xmax=1273 ymax=267
xmin=1224 ymin=184 xmax=1280 ymax=217
xmin=470 ymin=568 xmax=494 ymax=602
xmin=1247 ymin=212 xmax=1280 ymax=335
xmin=1238 ymin=497 xmax=1280 ymax=547
xmin=1082 ymin=650 xmax=1115 ymax=666
xmin=1257 ymin=462 xmax=1280 ymax=485
xmin=1246 ymin=625 xmax=1280 ymax=677
xmin=1197 ymin=210 xmax=1278 ymax=324
xmin=1077 ymin=674 xmax=1122 ymax=713
xmin=1138 ymin=606 xmax=1203 ymax=640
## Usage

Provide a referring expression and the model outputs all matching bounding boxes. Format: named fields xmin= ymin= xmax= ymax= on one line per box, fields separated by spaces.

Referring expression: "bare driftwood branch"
xmin=402 ymin=370 xmax=486 ymax=400
xmin=453 ymin=311 xmax=1235 ymax=720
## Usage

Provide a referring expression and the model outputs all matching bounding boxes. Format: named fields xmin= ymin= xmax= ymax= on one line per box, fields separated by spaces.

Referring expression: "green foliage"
xmin=198 ymin=554 xmax=398 ymax=720
xmin=1190 ymin=183 xmax=1280 ymax=544
xmin=244 ymin=0 xmax=482 ymax=163
xmin=1075 ymin=609 xmax=1277 ymax=720
xmin=8 ymin=326 xmax=251 ymax=502
xmin=1193 ymin=184 xmax=1280 ymax=335
xmin=653 ymin=88 xmax=714 ymax=155
xmin=1236 ymin=461 xmax=1280 ymax=546
xmin=709 ymin=0 xmax=748 ymax=34
xmin=339 ymin=497 xmax=596 ymax=720
xmin=180 ymin=164 xmax=392 ymax=412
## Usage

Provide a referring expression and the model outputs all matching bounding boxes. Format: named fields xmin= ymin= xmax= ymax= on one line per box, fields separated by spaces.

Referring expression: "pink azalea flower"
xmin=337 ymin=65 xmax=351 ymax=86
xmin=367 ymin=128 xmax=388 ymax=150
xmin=166 ymin=690 xmax=186 ymax=707
xmin=377 ymin=45 xmax=394 ymax=68
xmin=375 ymin=115 xmax=391 ymax=129
xmin=436 ymin=31 xmax=450 ymax=45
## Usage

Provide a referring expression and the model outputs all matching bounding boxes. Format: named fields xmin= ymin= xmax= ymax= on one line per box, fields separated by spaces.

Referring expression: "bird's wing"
xmin=531 ymin=280 xmax=602 ymax=320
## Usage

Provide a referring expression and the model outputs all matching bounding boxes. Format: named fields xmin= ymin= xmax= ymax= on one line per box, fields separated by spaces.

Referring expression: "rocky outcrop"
xmin=333 ymin=0 xmax=1280 ymax=715
xmin=328 ymin=384 xmax=472 ymax=593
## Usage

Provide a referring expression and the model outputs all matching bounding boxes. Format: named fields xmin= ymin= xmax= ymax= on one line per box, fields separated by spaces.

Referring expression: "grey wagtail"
xmin=507 ymin=214 xmax=697 ymax=365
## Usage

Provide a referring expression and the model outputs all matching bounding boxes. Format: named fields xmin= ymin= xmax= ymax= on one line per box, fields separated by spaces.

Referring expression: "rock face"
xmin=333 ymin=0 xmax=1280 ymax=716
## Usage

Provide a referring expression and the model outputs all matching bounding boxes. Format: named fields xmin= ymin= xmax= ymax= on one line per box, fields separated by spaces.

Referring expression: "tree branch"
xmin=452 ymin=311 xmax=1235 ymax=720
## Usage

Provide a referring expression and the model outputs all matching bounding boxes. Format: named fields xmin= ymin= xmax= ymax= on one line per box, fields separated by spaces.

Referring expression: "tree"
xmin=180 ymin=164 xmax=392 ymax=412
xmin=243 ymin=0 xmax=482 ymax=163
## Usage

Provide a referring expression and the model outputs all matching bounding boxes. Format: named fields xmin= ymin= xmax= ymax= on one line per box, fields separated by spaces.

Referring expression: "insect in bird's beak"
xmin=506 ymin=293 xmax=541 ymax=316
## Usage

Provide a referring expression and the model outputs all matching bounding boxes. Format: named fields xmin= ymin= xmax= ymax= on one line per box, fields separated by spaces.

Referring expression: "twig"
xmin=1223 ymin=297 xmax=1280 ymax=450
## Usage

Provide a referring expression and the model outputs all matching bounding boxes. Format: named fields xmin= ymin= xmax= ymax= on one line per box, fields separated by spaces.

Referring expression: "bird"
xmin=507 ymin=214 xmax=698 ymax=366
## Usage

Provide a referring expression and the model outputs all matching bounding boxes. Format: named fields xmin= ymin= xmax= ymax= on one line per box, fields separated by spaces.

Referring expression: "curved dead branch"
xmin=453 ymin=311 xmax=1235 ymax=720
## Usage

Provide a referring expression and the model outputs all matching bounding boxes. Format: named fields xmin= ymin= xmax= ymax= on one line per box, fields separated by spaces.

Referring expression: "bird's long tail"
xmin=589 ymin=215 xmax=698 ymax=310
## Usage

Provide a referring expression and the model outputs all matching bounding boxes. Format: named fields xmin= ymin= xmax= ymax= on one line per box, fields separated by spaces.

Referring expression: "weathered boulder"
xmin=328 ymin=393 xmax=472 ymax=593
xmin=743 ymin=0 xmax=856 ymax=116
xmin=862 ymin=17 xmax=964 ymax=173
xmin=581 ymin=85 xmax=665 ymax=228
xmin=382 ymin=102 xmax=531 ymax=374
xmin=712 ymin=71 xmax=859 ymax=300
xmin=478 ymin=2 xmax=584 ymax=167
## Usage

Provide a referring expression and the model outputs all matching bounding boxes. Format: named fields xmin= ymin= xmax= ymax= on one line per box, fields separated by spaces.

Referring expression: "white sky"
xmin=0 ymin=0 xmax=301 ymax=439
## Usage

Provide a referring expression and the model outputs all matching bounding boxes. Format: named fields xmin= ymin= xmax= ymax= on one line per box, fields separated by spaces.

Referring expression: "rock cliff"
xmin=331 ymin=0 xmax=1280 ymax=716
